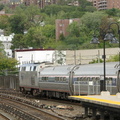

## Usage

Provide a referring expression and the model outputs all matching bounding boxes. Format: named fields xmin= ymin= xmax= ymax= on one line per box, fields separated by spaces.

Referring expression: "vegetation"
xmin=0 ymin=43 xmax=18 ymax=75
xmin=89 ymin=54 xmax=119 ymax=64
xmin=106 ymin=54 xmax=119 ymax=62
xmin=0 ymin=2 xmax=118 ymax=50
xmin=0 ymin=0 xmax=119 ymax=71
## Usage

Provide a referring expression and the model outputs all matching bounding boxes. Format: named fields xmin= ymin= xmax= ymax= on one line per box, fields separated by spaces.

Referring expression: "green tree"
xmin=42 ymin=24 xmax=55 ymax=38
xmin=81 ymin=11 xmax=108 ymax=30
xmin=57 ymin=0 xmax=72 ymax=5
xmin=11 ymin=34 xmax=26 ymax=49
xmin=0 ymin=58 xmax=18 ymax=75
xmin=9 ymin=14 xmax=26 ymax=34
xmin=0 ymin=4 xmax=4 ymax=11
xmin=0 ymin=43 xmax=6 ymax=57
xmin=0 ymin=15 xmax=9 ymax=29
xmin=78 ymin=0 xmax=93 ymax=10
xmin=105 ymin=8 xmax=120 ymax=17
xmin=107 ymin=54 xmax=119 ymax=62
xmin=0 ymin=42 xmax=18 ymax=75
xmin=24 ymin=5 xmax=43 ymax=28
xmin=68 ymin=21 xmax=80 ymax=37
xmin=24 ymin=27 xmax=47 ymax=48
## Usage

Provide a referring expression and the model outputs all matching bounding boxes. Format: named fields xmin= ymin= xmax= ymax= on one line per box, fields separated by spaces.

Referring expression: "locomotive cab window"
xmin=33 ymin=66 xmax=36 ymax=71
xmin=26 ymin=66 xmax=31 ymax=71
xmin=21 ymin=67 xmax=26 ymax=71
xmin=30 ymin=66 xmax=32 ymax=71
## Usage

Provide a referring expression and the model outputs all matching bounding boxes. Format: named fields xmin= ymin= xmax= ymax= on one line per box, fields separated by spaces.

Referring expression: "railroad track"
xmin=0 ymin=93 xmax=66 ymax=120
xmin=0 ymin=112 xmax=11 ymax=120
xmin=0 ymin=89 xmax=84 ymax=120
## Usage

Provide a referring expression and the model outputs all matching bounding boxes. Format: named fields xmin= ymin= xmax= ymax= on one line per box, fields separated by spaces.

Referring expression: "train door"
xmin=117 ymin=70 xmax=120 ymax=92
xmin=69 ymin=71 xmax=74 ymax=95
xmin=68 ymin=65 xmax=80 ymax=95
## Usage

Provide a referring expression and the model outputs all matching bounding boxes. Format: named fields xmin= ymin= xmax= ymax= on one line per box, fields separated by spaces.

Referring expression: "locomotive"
xmin=19 ymin=62 xmax=120 ymax=99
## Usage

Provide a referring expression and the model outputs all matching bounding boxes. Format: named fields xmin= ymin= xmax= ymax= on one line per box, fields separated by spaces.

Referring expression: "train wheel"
xmin=20 ymin=87 xmax=26 ymax=94
xmin=31 ymin=89 xmax=38 ymax=96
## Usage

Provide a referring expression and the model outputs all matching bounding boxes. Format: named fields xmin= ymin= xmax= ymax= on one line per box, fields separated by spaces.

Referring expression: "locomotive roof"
xmin=40 ymin=62 xmax=119 ymax=76
xmin=20 ymin=62 xmax=43 ymax=66
xmin=74 ymin=62 xmax=119 ymax=76
xmin=20 ymin=62 xmax=119 ymax=77
xmin=40 ymin=65 xmax=75 ymax=76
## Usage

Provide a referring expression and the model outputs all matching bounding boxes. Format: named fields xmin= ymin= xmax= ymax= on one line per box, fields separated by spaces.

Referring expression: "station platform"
xmin=69 ymin=92 xmax=120 ymax=120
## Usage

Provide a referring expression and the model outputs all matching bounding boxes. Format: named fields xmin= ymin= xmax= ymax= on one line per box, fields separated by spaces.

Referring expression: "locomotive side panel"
xmin=19 ymin=63 xmax=41 ymax=93
xmin=39 ymin=82 xmax=69 ymax=92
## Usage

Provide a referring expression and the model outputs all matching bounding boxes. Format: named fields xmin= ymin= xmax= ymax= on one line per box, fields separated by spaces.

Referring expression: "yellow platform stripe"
xmin=71 ymin=96 xmax=120 ymax=105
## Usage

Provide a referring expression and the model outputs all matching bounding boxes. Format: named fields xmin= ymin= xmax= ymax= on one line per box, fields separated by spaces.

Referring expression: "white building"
xmin=15 ymin=49 xmax=66 ymax=66
xmin=0 ymin=33 xmax=14 ymax=58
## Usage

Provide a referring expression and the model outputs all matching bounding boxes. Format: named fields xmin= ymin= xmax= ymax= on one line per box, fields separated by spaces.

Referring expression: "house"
xmin=0 ymin=33 xmax=14 ymax=58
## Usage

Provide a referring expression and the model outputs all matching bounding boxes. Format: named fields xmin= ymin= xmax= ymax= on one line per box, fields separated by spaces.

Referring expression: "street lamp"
xmin=104 ymin=22 xmax=120 ymax=67
xmin=90 ymin=23 xmax=119 ymax=92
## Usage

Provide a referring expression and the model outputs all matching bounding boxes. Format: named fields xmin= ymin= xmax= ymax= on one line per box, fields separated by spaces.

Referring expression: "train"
xmin=19 ymin=62 xmax=120 ymax=99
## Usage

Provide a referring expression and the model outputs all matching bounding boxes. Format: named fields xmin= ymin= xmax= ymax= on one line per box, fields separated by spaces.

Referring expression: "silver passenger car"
xmin=19 ymin=62 xmax=120 ymax=98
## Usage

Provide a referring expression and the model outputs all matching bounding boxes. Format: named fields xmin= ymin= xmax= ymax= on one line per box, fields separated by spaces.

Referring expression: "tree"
xmin=105 ymin=8 xmax=120 ymax=17
xmin=0 ymin=15 xmax=9 ymax=29
xmin=81 ymin=11 xmax=108 ymax=30
xmin=107 ymin=54 xmax=119 ymax=62
xmin=0 ymin=42 xmax=6 ymax=57
xmin=41 ymin=24 xmax=55 ymax=38
xmin=0 ymin=42 xmax=18 ymax=75
xmin=0 ymin=58 xmax=18 ymax=75
xmin=11 ymin=34 xmax=26 ymax=49
xmin=0 ymin=4 xmax=4 ymax=11
xmin=68 ymin=21 xmax=80 ymax=37
xmin=23 ymin=27 xmax=47 ymax=48
xmin=9 ymin=14 xmax=26 ymax=34
xmin=78 ymin=0 xmax=93 ymax=10
xmin=57 ymin=0 xmax=72 ymax=5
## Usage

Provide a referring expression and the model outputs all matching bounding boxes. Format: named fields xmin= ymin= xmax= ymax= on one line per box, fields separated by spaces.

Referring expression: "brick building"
xmin=23 ymin=0 xmax=57 ymax=8
xmin=55 ymin=18 xmax=80 ymax=40
xmin=93 ymin=0 xmax=120 ymax=10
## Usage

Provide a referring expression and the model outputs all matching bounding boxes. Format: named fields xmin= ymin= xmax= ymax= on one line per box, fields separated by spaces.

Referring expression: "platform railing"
xmin=73 ymin=80 xmax=117 ymax=95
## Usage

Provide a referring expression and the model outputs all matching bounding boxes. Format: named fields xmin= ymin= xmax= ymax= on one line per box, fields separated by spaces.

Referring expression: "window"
xmin=42 ymin=77 xmax=48 ymax=81
xmin=55 ymin=77 xmax=59 ymax=81
xmin=30 ymin=66 xmax=32 ymax=71
xmin=48 ymin=77 xmax=55 ymax=82
xmin=60 ymin=30 xmax=63 ymax=33
xmin=33 ymin=66 xmax=36 ymax=71
xmin=22 ymin=67 xmax=26 ymax=71
xmin=63 ymin=77 xmax=66 ymax=81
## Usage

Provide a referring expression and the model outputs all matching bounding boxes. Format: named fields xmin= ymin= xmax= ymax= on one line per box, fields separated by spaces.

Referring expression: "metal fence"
xmin=73 ymin=80 xmax=117 ymax=95
xmin=0 ymin=76 xmax=19 ymax=90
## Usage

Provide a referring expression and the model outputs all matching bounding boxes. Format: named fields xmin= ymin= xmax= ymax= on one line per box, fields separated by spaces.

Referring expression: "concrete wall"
xmin=66 ymin=48 xmax=119 ymax=65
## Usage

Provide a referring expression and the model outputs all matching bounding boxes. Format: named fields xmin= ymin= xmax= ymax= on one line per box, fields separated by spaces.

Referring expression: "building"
xmin=15 ymin=49 xmax=66 ymax=66
xmin=14 ymin=47 xmax=119 ymax=66
xmin=93 ymin=0 xmax=120 ymax=10
xmin=0 ymin=33 xmax=14 ymax=58
xmin=23 ymin=0 xmax=57 ymax=8
xmin=55 ymin=18 xmax=80 ymax=40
